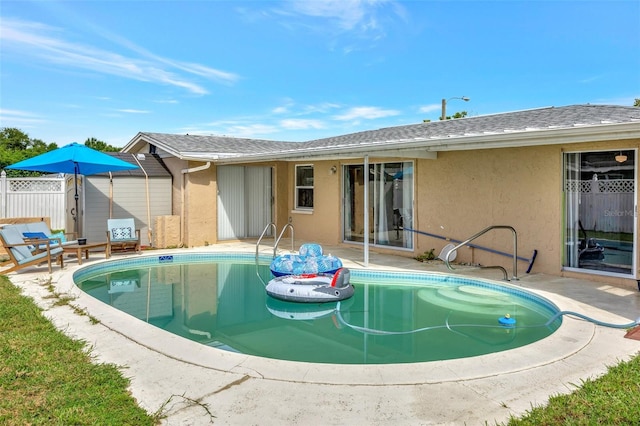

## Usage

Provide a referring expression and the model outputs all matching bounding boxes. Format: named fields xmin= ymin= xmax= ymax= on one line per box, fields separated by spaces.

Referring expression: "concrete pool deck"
xmin=6 ymin=242 xmax=640 ymax=425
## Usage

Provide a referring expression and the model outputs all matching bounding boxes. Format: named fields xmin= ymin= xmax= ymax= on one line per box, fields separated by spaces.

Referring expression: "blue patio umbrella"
xmin=7 ymin=143 xmax=139 ymax=234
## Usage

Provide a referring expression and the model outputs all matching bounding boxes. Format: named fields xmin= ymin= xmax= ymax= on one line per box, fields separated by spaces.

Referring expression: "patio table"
xmin=62 ymin=241 xmax=110 ymax=265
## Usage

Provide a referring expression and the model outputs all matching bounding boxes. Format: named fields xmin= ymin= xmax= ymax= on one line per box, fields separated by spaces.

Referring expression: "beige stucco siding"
xmin=415 ymin=145 xmax=561 ymax=276
xmin=283 ymin=140 xmax=638 ymax=286
xmin=127 ymin=132 xmax=639 ymax=287
xmin=289 ymin=160 xmax=343 ymax=245
xmin=183 ymin=162 xmax=217 ymax=247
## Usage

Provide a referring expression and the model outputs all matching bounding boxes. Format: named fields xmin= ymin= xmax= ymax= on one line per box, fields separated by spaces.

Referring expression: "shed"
xmin=75 ymin=153 xmax=173 ymax=247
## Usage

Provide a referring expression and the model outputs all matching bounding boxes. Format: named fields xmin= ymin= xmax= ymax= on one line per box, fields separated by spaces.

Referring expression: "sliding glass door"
xmin=343 ymin=161 xmax=413 ymax=249
xmin=563 ymin=150 xmax=636 ymax=276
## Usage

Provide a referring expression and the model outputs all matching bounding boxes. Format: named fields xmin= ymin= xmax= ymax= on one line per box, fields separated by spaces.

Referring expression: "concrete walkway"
xmin=6 ymin=243 xmax=640 ymax=425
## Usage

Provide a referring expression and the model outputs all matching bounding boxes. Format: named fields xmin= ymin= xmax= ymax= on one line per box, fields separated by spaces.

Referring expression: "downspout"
xmin=181 ymin=161 xmax=211 ymax=247
xmin=131 ymin=153 xmax=152 ymax=247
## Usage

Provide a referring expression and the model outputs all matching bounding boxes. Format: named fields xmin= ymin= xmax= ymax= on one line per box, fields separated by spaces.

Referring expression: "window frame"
xmin=562 ymin=149 xmax=637 ymax=278
xmin=294 ymin=164 xmax=314 ymax=211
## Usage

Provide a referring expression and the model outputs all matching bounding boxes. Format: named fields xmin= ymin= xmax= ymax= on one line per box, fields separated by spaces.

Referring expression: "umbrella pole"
xmin=74 ymin=164 xmax=79 ymax=237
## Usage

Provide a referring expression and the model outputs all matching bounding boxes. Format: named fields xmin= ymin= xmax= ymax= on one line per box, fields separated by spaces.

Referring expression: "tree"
xmin=424 ymin=110 xmax=468 ymax=122
xmin=0 ymin=128 xmax=58 ymax=176
xmin=84 ymin=137 xmax=121 ymax=152
xmin=441 ymin=111 xmax=468 ymax=120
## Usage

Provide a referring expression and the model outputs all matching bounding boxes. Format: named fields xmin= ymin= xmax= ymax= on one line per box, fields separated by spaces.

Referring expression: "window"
xmin=295 ymin=165 xmax=314 ymax=209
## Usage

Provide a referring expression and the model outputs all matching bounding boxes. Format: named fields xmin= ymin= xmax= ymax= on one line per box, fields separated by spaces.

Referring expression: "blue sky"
xmin=1 ymin=0 xmax=639 ymax=147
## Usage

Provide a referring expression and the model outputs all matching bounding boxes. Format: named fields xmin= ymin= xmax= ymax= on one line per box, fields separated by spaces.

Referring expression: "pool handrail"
xmin=444 ymin=225 xmax=519 ymax=281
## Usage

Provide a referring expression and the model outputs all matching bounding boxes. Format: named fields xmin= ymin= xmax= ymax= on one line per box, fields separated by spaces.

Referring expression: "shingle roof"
xmin=91 ymin=153 xmax=172 ymax=178
xmin=302 ymin=104 xmax=640 ymax=149
xmin=129 ymin=105 xmax=640 ymax=161
xmin=139 ymin=133 xmax=296 ymax=155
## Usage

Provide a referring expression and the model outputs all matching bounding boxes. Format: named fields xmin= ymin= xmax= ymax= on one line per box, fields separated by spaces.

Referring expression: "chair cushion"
xmin=25 ymin=222 xmax=51 ymax=235
xmin=17 ymin=247 xmax=63 ymax=265
xmin=0 ymin=227 xmax=32 ymax=262
xmin=49 ymin=232 xmax=67 ymax=243
xmin=111 ymin=227 xmax=132 ymax=240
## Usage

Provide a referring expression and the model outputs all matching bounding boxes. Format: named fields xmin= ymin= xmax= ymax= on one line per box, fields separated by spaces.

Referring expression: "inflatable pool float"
xmin=270 ymin=243 xmax=343 ymax=277
xmin=265 ymin=267 xmax=354 ymax=303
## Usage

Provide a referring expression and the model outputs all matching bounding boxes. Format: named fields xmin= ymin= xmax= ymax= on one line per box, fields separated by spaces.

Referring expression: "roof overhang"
xmin=124 ymin=121 xmax=640 ymax=165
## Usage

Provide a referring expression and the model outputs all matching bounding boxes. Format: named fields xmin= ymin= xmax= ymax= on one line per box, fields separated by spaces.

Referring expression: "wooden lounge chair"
xmin=0 ymin=225 xmax=64 ymax=274
xmin=18 ymin=221 xmax=77 ymax=252
xmin=106 ymin=218 xmax=141 ymax=256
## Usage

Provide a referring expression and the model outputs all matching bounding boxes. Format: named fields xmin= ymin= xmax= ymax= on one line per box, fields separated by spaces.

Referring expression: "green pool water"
xmin=75 ymin=255 xmax=561 ymax=364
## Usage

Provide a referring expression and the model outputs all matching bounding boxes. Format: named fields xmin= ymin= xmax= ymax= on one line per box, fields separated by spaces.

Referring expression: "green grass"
xmin=0 ymin=276 xmax=157 ymax=425
xmin=506 ymin=353 xmax=640 ymax=424
xmin=1 ymin=275 xmax=638 ymax=425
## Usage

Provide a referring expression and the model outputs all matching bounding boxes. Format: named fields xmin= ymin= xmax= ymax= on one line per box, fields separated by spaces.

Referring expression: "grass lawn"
xmin=0 ymin=275 xmax=157 ymax=425
xmin=0 ymin=274 xmax=638 ymax=424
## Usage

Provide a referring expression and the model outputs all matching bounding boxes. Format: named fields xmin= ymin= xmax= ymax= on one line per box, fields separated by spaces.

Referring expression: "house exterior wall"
xmin=126 ymin=131 xmax=638 ymax=288
xmin=415 ymin=145 xmax=560 ymax=277
xmin=283 ymin=139 xmax=639 ymax=288
xmin=182 ymin=161 xmax=290 ymax=247
xmin=183 ymin=162 xmax=218 ymax=247
xmin=288 ymin=160 xmax=342 ymax=245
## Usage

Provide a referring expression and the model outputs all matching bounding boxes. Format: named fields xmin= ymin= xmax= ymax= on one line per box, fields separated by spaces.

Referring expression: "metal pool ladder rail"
xmin=255 ymin=222 xmax=295 ymax=260
xmin=443 ymin=225 xmax=519 ymax=281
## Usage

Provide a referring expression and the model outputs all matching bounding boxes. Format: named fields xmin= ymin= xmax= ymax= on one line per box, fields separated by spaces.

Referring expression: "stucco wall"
xmin=131 ymin=135 xmax=638 ymax=287
xmin=415 ymin=145 xmax=560 ymax=276
xmin=183 ymin=162 xmax=217 ymax=247
xmin=284 ymin=140 xmax=638 ymax=286
xmin=288 ymin=160 xmax=342 ymax=245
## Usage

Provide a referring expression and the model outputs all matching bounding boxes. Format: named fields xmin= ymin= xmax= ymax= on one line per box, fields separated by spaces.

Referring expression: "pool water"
xmin=74 ymin=254 xmax=561 ymax=364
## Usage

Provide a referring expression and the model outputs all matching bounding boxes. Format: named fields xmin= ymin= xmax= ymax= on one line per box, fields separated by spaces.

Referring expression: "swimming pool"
xmin=73 ymin=253 xmax=562 ymax=364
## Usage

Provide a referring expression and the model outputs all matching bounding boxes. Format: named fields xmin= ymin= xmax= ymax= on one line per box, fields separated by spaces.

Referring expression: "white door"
xmin=217 ymin=166 xmax=272 ymax=240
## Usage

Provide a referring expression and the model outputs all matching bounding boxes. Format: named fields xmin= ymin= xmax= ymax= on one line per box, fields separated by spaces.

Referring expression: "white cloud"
xmin=419 ymin=104 xmax=441 ymax=114
xmin=272 ymin=98 xmax=295 ymax=114
xmin=275 ymin=0 xmax=407 ymax=51
xmin=0 ymin=18 xmax=239 ymax=96
xmin=220 ymin=124 xmax=281 ymax=138
xmin=116 ymin=109 xmax=151 ymax=114
xmin=0 ymin=109 xmax=46 ymax=126
xmin=288 ymin=0 xmax=390 ymax=31
xmin=333 ymin=106 xmax=400 ymax=121
xmin=280 ymin=119 xmax=325 ymax=130
xmin=302 ymin=102 xmax=342 ymax=114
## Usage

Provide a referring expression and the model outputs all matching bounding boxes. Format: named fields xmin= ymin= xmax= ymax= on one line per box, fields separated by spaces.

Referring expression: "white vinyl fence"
xmin=566 ymin=178 xmax=635 ymax=234
xmin=0 ymin=171 xmax=67 ymax=230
